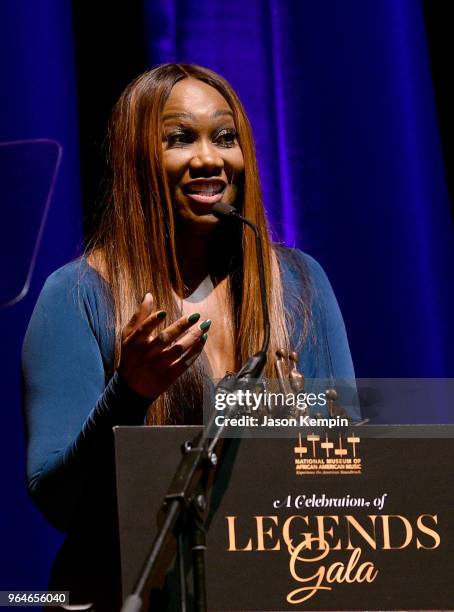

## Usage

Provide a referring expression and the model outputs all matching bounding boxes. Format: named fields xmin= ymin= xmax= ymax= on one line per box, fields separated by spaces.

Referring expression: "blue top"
xmin=21 ymin=248 xmax=357 ymax=608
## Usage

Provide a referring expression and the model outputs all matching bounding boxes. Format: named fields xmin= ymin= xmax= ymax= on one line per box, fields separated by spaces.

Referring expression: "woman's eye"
xmin=215 ymin=129 xmax=238 ymax=147
xmin=164 ymin=128 xmax=238 ymax=148
xmin=166 ymin=130 xmax=194 ymax=147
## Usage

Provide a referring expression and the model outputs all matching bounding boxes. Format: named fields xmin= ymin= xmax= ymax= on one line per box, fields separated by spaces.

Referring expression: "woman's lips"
xmin=184 ymin=191 xmax=225 ymax=204
xmin=183 ymin=180 xmax=226 ymax=205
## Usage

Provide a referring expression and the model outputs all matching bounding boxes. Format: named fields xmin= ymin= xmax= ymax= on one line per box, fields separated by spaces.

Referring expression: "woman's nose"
xmin=189 ymin=141 xmax=224 ymax=175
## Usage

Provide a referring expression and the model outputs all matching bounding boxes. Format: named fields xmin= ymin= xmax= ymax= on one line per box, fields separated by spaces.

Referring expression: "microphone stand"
xmin=121 ymin=206 xmax=270 ymax=612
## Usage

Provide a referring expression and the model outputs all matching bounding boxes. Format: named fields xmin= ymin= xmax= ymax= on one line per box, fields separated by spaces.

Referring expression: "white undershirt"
xmin=184 ymin=275 xmax=214 ymax=304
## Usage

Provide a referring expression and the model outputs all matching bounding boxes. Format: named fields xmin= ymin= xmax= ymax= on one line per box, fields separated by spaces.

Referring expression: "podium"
xmin=115 ymin=425 xmax=454 ymax=611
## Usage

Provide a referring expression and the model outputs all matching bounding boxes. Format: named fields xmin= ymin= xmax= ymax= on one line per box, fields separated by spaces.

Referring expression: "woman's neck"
xmin=175 ymin=221 xmax=238 ymax=296
xmin=175 ymin=228 xmax=218 ymax=296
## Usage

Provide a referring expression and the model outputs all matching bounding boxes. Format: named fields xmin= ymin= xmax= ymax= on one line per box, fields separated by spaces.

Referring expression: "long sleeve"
xmin=302 ymin=252 xmax=356 ymax=379
xmin=282 ymin=248 xmax=360 ymax=420
xmin=22 ymin=261 xmax=150 ymax=532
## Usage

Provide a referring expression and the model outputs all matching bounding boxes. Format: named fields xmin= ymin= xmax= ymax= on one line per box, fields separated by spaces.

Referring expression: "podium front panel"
xmin=115 ymin=426 xmax=454 ymax=611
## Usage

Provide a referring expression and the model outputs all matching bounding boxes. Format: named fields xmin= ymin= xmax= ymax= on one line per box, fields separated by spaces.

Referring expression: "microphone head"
xmin=211 ymin=202 xmax=239 ymax=220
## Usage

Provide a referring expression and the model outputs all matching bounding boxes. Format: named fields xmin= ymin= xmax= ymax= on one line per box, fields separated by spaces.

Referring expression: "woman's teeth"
xmin=189 ymin=187 xmax=221 ymax=195
xmin=185 ymin=181 xmax=225 ymax=195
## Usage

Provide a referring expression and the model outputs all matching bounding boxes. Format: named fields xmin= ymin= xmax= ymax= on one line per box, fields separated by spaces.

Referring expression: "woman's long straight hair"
xmin=87 ymin=64 xmax=307 ymax=424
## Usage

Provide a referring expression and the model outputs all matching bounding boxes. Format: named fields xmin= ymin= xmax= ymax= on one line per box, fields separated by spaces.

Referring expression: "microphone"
xmin=211 ymin=201 xmax=239 ymax=220
xmin=211 ymin=202 xmax=270 ymax=380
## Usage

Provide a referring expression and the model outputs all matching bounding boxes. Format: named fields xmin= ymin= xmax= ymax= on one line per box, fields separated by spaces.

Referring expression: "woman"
xmin=22 ymin=64 xmax=357 ymax=610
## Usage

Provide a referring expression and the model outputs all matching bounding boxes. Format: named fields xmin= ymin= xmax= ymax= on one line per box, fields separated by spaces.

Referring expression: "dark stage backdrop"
xmin=0 ymin=0 xmax=453 ymax=599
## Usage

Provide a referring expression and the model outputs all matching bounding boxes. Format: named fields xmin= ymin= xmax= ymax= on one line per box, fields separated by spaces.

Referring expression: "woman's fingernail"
xmin=201 ymin=333 xmax=208 ymax=344
xmin=199 ymin=319 xmax=212 ymax=332
xmin=157 ymin=310 xmax=167 ymax=320
xmin=188 ymin=312 xmax=201 ymax=324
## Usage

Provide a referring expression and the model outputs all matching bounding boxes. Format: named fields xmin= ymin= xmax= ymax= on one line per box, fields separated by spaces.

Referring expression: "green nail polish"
xmin=199 ymin=319 xmax=212 ymax=332
xmin=157 ymin=310 xmax=167 ymax=320
xmin=188 ymin=312 xmax=201 ymax=324
xmin=201 ymin=333 xmax=208 ymax=344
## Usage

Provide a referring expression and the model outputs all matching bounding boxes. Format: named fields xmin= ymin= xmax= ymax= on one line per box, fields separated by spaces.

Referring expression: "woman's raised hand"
xmin=118 ymin=293 xmax=210 ymax=399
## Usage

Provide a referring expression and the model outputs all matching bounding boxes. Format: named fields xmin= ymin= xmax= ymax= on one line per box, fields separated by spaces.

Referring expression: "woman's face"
xmin=161 ymin=78 xmax=245 ymax=231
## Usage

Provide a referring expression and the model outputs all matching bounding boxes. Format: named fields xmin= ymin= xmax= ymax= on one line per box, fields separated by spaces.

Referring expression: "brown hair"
xmin=87 ymin=63 xmax=302 ymax=424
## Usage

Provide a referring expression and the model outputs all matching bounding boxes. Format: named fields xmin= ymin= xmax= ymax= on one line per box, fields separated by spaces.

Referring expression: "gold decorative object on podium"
xmin=275 ymin=348 xmax=359 ymax=422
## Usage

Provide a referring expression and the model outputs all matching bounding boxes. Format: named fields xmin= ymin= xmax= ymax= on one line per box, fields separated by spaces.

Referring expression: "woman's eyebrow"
xmin=162 ymin=109 xmax=233 ymax=121
xmin=212 ymin=109 xmax=233 ymax=118
xmin=162 ymin=111 xmax=194 ymax=121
